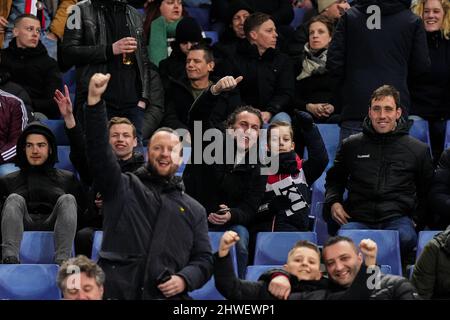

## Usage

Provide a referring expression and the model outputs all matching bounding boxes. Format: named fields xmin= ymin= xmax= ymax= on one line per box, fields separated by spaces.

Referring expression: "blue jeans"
xmin=339 ymin=216 xmax=417 ymax=256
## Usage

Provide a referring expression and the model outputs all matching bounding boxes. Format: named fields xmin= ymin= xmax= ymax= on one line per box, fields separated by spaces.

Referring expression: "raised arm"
xmin=84 ymin=73 xmax=123 ymax=200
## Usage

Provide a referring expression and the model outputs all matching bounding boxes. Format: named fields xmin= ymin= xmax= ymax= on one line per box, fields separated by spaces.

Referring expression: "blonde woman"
xmin=410 ymin=0 xmax=450 ymax=163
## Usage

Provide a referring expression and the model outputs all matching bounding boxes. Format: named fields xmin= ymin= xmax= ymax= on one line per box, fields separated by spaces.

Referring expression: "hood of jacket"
xmin=434 ymin=227 xmax=450 ymax=256
xmin=362 ymin=116 xmax=411 ymax=141
xmin=355 ymin=0 xmax=411 ymax=16
xmin=15 ymin=121 xmax=58 ymax=169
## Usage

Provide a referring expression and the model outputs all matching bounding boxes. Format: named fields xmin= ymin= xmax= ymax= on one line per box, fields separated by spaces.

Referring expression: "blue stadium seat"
xmin=41 ymin=119 xmax=69 ymax=146
xmin=185 ymin=6 xmax=210 ymax=30
xmin=416 ymin=230 xmax=442 ymax=261
xmin=409 ymin=119 xmax=431 ymax=146
xmin=311 ymin=202 xmax=330 ymax=246
xmin=444 ymin=120 xmax=450 ymax=150
xmin=337 ymin=229 xmax=402 ymax=276
xmin=62 ymin=67 xmax=76 ymax=104
xmin=20 ymin=231 xmax=74 ymax=264
xmin=55 ymin=146 xmax=75 ymax=173
xmin=245 ymin=265 xmax=282 ymax=281
xmin=0 ymin=163 xmax=20 ymax=177
xmin=0 ymin=264 xmax=61 ymax=300
xmin=20 ymin=231 xmax=56 ymax=264
xmin=304 ymin=124 xmax=340 ymax=170
xmin=254 ymin=232 xmax=317 ymax=265
xmin=189 ymin=231 xmax=238 ymax=300
xmin=290 ymin=7 xmax=306 ymax=29
xmin=203 ymin=31 xmax=218 ymax=45
xmin=91 ymin=231 xmax=103 ymax=263
xmin=310 ymin=174 xmax=326 ymax=208
xmin=189 ymin=276 xmax=225 ymax=300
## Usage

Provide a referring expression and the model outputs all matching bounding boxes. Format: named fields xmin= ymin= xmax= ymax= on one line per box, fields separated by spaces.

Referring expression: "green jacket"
xmin=412 ymin=228 xmax=450 ymax=299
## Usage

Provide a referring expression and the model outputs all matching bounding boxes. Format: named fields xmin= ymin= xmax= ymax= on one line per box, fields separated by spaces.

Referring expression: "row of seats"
xmin=0 ymin=229 xmax=442 ymax=300
xmin=184 ymin=6 xmax=307 ymax=31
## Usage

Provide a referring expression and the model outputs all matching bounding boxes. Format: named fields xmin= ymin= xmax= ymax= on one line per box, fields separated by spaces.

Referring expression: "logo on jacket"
xmin=357 ymin=154 xmax=370 ymax=159
xmin=179 ymin=207 xmax=185 ymax=214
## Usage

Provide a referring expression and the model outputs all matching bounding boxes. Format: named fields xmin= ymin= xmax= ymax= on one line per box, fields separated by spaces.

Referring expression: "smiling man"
xmin=324 ymin=85 xmax=434 ymax=259
xmin=83 ymin=73 xmax=213 ymax=300
xmin=160 ymin=43 xmax=242 ymax=132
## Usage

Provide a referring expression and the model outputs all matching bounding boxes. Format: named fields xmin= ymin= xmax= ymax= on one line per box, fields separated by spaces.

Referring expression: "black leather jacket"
xmin=60 ymin=0 xmax=152 ymax=107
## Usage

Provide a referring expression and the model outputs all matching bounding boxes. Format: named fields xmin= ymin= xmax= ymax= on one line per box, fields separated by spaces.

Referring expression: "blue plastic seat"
xmin=305 ymin=124 xmax=340 ymax=170
xmin=337 ymin=229 xmax=402 ymax=276
xmin=0 ymin=163 xmax=20 ymax=177
xmin=20 ymin=231 xmax=56 ymax=264
xmin=290 ymin=7 xmax=306 ymax=29
xmin=185 ymin=6 xmax=210 ymax=30
xmin=20 ymin=231 xmax=74 ymax=264
xmin=409 ymin=119 xmax=431 ymax=146
xmin=0 ymin=264 xmax=61 ymax=300
xmin=189 ymin=231 xmax=238 ymax=300
xmin=203 ymin=31 xmax=218 ymax=45
xmin=311 ymin=202 xmax=330 ymax=246
xmin=444 ymin=120 xmax=450 ymax=150
xmin=41 ymin=119 xmax=70 ymax=146
xmin=254 ymin=232 xmax=317 ymax=265
xmin=416 ymin=230 xmax=442 ymax=261
xmin=55 ymin=146 xmax=75 ymax=173
xmin=91 ymin=231 xmax=103 ymax=263
xmin=245 ymin=265 xmax=282 ymax=281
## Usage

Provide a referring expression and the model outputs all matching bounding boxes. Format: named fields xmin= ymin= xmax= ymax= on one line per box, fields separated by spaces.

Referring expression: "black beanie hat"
xmin=175 ymin=17 xmax=204 ymax=44
xmin=226 ymin=0 xmax=253 ymax=24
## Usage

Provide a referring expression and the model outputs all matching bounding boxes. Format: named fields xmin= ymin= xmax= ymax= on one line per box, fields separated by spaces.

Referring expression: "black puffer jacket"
xmin=59 ymin=0 xmax=156 ymax=111
xmin=0 ymin=122 xmax=84 ymax=216
xmin=428 ymin=149 xmax=450 ymax=229
xmin=85 ymin=101 xmax=213 ymax=300
xmin=411 ymin=228 xmax=450 ymax=299
xmin=222 ymin=40 xmax=295 ymax=115
xmin=324 ymin=117 xmax=434 ymax=225
xmin=326 ymin=0 xmax=430 ymax=121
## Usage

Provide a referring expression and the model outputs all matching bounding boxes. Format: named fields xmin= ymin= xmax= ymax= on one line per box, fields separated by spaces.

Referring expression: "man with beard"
xmin=83 ymin=72 xmax=212 ymax=300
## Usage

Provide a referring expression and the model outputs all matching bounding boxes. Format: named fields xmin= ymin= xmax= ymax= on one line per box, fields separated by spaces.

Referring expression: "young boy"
xmin=214 ymin=230 xmax=378 ymax=300
xmin=255 ymin=111 xmax=328 ymax=231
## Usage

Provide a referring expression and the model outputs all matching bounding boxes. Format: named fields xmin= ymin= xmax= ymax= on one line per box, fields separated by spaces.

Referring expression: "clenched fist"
xmin=359 ymin=239 xmax=378 ymax=267
xmin=87 ymin=73 xmax=111 ymax=106
xmin=218 ymin=230 xmax=240 ymax=258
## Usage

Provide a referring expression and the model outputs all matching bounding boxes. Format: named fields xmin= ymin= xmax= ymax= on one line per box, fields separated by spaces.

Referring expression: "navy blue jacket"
xmin=84 ymin=101 xmax=213 ymax=300
xmin=327 ymin=0 xmax=430 ymax=121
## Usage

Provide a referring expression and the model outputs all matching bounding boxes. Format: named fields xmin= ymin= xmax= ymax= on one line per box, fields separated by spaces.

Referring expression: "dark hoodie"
xmin=0 ymin=122 xmax=84 ymax=216
xmin=324 ymin=116 xmax=434 ymax=225
xmin=0 ymin=38 xmax=62 ymax=119
xmin=326 ymin=0 xmax=430 ymax=121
